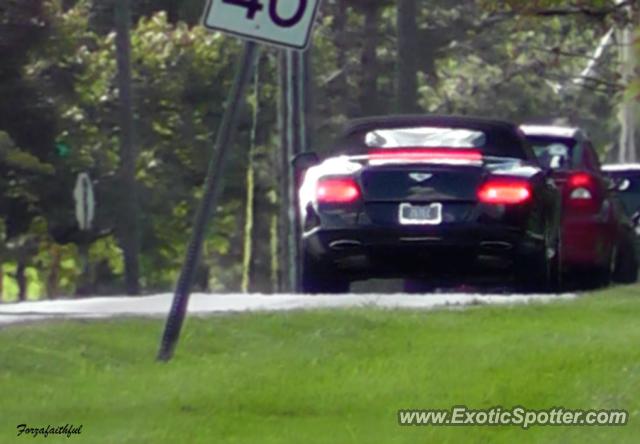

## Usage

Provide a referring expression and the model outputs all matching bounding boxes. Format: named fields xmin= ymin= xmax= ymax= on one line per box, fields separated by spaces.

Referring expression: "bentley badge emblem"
xmin=409 ymin=173 xmax=433 ymax=182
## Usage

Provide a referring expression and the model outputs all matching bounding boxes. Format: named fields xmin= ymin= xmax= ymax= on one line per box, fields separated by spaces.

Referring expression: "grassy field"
xmin=1 ymin=287 xmax=640 ymax=443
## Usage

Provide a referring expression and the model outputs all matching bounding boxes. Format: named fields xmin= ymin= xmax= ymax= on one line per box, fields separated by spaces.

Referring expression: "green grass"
xmin=1 ymin=287 xmax=640 ymax=443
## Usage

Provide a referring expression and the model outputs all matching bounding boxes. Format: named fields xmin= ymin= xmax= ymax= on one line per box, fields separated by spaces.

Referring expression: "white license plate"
xmin=399 ymin=203 xmax=443 ymax=225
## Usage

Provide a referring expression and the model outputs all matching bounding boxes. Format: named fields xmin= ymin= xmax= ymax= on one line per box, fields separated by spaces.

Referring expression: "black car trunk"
xmin=360 ymin=164 xmax=484 ymax=203
xmin=357 ymin=163 xmax=485 ymax=226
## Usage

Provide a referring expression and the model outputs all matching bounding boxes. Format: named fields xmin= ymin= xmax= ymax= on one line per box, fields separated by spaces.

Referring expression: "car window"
xmin=364 ymin=127 xmax=487 ymax=149
xmin=606 ymin=171 xmax=640 ymax=216
xmin=615 ymin=174 xmax=640 ymax=194
xmin=338 ymin=124 xmax=529 ymax=159
xmin=527 ymin=136 xmax=575 ymax=169
xmin=617 ymin=176 xmax=640 ymax=192
xmin=609 ymin=173 xmax=640 ymax=215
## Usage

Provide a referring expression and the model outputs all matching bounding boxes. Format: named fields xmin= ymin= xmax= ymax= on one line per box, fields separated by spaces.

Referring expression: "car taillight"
xmin=568 ymin=172 xmax=594 ymax=188
xmin=316 ymin=178 xmax=361 ymax=204
xmin=566 ymin=172 xmax=598 ymax=210
xmin=477 ymin=179 xmax=532 ymax=205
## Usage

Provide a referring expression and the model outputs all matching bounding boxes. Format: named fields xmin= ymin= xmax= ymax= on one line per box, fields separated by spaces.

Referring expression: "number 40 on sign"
xmin=203 ymin=0 xmax=321 ymax=50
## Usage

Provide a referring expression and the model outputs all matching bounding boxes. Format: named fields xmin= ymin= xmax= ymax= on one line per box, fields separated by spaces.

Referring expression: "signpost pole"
xmin=286 ymin=49 xmax=298 ymax=292
xmin=157 ymin=41 xmax=258 ymax=362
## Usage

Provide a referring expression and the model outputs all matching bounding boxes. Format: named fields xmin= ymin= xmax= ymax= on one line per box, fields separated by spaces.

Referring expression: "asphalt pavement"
xmin=0 ymin=292 xmax=575 ymax=326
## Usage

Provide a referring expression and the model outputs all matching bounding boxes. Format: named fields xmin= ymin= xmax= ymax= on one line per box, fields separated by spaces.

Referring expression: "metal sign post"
xmin=157 ymin=41 xmax=258 ymax=361
xmin=158 ymin=0 xmax=321 ymax=361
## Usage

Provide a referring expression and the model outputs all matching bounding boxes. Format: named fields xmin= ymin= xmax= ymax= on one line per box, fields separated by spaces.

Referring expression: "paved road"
xmin=0 ymin=292 xmax=575 ymax=326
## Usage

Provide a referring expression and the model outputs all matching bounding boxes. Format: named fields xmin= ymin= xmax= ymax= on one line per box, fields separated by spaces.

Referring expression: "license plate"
xmin=399 ymin=203 xmax=443 ymax=225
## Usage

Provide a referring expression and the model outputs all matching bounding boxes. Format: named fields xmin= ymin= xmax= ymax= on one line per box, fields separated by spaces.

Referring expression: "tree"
xmin=396 ymin=0 xmax=419 ymax=113
xmin=0 ymin=0 xmax=57 ymax=301
xmin=114 ymin=0 xmax=140 ymax=295
xmin=356 ymin=1 xmax=383 ymax=115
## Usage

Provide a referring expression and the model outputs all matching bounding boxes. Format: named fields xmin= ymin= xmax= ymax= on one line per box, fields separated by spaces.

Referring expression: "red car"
xmin=520 ymin=125 xmax=638 ymax=286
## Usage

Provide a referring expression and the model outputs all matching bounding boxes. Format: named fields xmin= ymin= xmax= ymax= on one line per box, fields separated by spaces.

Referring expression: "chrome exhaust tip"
xmin=480 ymin=241 xmax=513 ymax=252
xmin=329 ymin=240 xmax=363 ymax=251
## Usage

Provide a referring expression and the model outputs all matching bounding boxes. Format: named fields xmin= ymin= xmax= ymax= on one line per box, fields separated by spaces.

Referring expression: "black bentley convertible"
xmin=295 ymin=116 xmax=563 ymax=293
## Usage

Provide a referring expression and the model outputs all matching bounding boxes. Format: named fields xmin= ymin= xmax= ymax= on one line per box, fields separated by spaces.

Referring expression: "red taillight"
xmin=368 ymin=148 xmax=483 ymax=162
xmin=568 ymin=172 xmax=595 ymax=189
xmin=566 ymin=172 xmax=599 ymax=210
xmin=316 ymin=178 xmax=361 ymax=204
xmin=477 ymin=179 xmax=532 ymax=205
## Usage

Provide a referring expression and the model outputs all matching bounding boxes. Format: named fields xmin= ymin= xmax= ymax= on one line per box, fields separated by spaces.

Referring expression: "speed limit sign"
xmin=203 ymin=0 xmax=321 ymax=50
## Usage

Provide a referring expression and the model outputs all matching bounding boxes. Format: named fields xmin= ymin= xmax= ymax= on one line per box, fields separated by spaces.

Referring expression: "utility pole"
xmin=115 ymin=0 xmax=140 ymax=295
xmin=396 ymin=0 xmax=419 ymax=113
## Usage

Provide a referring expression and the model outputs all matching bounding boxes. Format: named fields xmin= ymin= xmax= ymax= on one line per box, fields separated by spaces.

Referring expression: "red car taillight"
xmin=316 ymin=178 xmax=361 ymax=204
xmin=568 ymin=172 xmax=594 ymax=188
xmin=477 ymin=179 xmax=532 ymax=205
xmin=566 ymin=172 xmax=599 ymax=211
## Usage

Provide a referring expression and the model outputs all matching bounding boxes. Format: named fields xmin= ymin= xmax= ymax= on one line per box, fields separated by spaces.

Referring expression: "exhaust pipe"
xmin=329 ymin=240 xmax=363 ymax=251
xmin=480 ymin=241 xmax=513 ymax=252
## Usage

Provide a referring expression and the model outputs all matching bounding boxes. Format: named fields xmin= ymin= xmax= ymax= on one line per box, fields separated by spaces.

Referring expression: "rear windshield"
xmin=363 ymin=127 xmax=486 ymax=149
xmin=526 ymin=136 xmax=576 ymax=170
xmin=335 ymin=125 xmax=528 ymax=159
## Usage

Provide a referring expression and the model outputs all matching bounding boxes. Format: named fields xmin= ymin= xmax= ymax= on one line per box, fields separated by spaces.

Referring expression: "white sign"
xmin=73 ymin=173 xmax=95 ymax=231
xmin=203 ymin=0 xmax=321 ymax=50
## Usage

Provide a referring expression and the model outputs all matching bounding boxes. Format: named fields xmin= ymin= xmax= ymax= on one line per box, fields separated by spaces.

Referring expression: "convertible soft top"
xmin=343 ymin=115 xmax=519 ymax=134
xmin=336 ymin=115 xmax=531 ymax=159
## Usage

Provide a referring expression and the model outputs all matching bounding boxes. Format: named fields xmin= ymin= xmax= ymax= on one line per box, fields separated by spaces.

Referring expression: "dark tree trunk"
xmin=396 ymin=0 xmax=420 ymax=113
xmin=46 ymin=245 xmax=61 ymax=299
xmin=249 ymin=176 xmax=278 ymax=293
xmin=74 ymin=243 xmax=94 ymax=297
xmin=302 ymin=49 xmax=314 ymax=151
xmin=163 ymin=0 xmax=180 ymax=23
xmin=332 ymin=0 xmax=350 ymax=115
xmin=115 ymin=0 xmax=140 ymax=295
xmin=359 ymin=3 xmax=380 ymax=115
xmin=16 ymin=260 xmax=27 ymax=302
xmin=91 ymin=0 xmax=176 ymax=33
xmin=89 ymin=0 xmax=114 ymax=34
